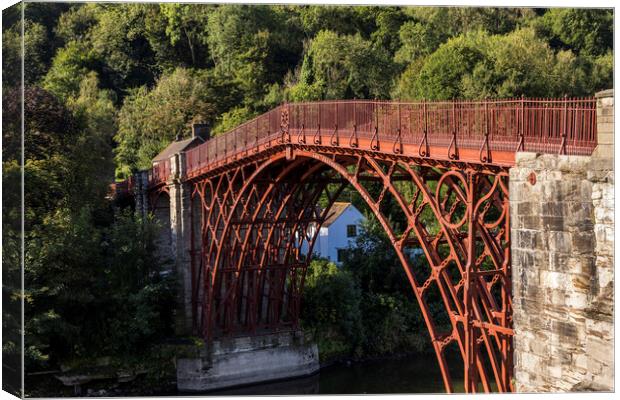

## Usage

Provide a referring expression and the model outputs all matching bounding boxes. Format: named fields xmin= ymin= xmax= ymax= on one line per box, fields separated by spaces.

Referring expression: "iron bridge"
xmin=119 ymin=97 xmax=597 ymax=393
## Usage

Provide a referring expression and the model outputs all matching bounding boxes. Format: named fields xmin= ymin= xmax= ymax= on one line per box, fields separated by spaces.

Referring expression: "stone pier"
xmin=167 ymin=152 xmax=194 ymax=335
xmin=510 ymin=89 xmax=614 ymax=391
xmin=134 ymin=139 xmax=320 ymax=392
xmin=134 ymin=154 xmax=194 ymax=336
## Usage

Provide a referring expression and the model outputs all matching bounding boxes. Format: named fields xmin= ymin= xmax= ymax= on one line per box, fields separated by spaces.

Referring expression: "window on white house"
xmin=346 ymin=224 xmax=357 ymax=237
xmin=337 ymin=248 xmax=348 ymax=262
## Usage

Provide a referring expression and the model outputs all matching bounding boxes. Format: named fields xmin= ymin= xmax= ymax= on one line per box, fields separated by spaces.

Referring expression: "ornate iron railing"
xmin=184 ymin=97 xmax=597 ymax=178
xmin=110 ymin=97 xmax=597 ymax=192
xmin=148 ymin=158 xmax=171 ymax=187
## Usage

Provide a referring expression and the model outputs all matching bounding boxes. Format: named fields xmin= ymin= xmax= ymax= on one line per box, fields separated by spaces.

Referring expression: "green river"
xmin=206 ymin=354 xmax=465 ymax=395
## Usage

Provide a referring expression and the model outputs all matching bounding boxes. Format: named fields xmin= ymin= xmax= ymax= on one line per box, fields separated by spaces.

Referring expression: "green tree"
xmin=65 ymin=72 xmax=117 ymax=207
xmin=394 ymin=31 xmax=487 ymax=100
xmin=342 ymin=216 xmax=409 ymax=294
xmin=6 ymin=84 xmax=174 ymax=376
xmin=211 ymin=106 xmax=258 ymax=136
xmin=395 ymin=7 xmax=536 ymax=66
xmin=302 ymin=259 xmax=363 ymax=359
xmin=23 ymin=21 xmax=50 ymax=84
xmin=1 ymin=38 xmax=24 ymax=390
xmin=54 ymin=3 xmax=99 ymax=44
xmin=370 ymin=7 xmax=409 ymax=55
xmin=394 ymin=27 xmax=603 ymax=100
xmin=42 ymin=40 xmax=99 ymax=101
xmin=22 ymin=2 xmax=71 ymax=37
xmin=2 ymin=20 xmax=51 ymax=85
xmin=159 ymin=3 xmax=213 ymax=66
xmin=288 ymin=30 xmax=396 ymax=101
xmin=88 ymin=4 xmax=157 ymax=93
xmin=394 ymin=20 xmax=444 ymax=65
xmin=461 ymin=28 xmax=600 ymax=98
xmin=405 ymin=7 xmax=535 ymax=38
xmin=25 ymin=208 xmax=175 ymax=370
xmin=538 ymin=8 xmax=613 ymax=57
xmin=590 ymin=51 xmax=613 ymax=91
xmin=1 ymin=22 xmax=21 ymax=88
xmin=461 ymin=28 xmax=557 ymax=98
xmin=115 ymin=68 xmax=242 ymax=176
xmin=296 ymin=5 xmax=375 ymax=38
xmin=7 ymin=85 xmax=109 ymax=226
xmin=206 ymin=5 xmax=303 ymax=107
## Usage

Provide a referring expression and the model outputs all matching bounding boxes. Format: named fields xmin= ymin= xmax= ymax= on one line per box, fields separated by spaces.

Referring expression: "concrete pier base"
xmin=176 ymin=331 xmax=319 ymax=392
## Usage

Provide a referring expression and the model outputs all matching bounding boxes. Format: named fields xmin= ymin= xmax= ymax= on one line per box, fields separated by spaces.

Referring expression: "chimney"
xmin=192 ymin=123 xmax=210 ymax=141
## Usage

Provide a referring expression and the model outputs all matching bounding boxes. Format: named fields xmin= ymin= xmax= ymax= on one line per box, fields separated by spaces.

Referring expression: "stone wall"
xmin=168 ymin=153 xmax=194 ymax=335
xmin=510 ymin=89 xmax=614 ymax=392
xmin=152 ymin=191 xmax=174 ymax=269
xmin=134 ymin=155 xmax=194 ymax=335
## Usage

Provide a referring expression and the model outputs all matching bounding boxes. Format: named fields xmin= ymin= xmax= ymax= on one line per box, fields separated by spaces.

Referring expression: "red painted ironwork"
xmin=183 ymin=97 xmax=597 ymax=181
xmin=185 ymin=152 xmax=513 ymax=393
xmin=148 ymin=159 xmax=171 ymax=188
xmin=117 ymin=97 xmax=598 ymax=394
xmin=111 ymin=175 xmax=135 ymax=197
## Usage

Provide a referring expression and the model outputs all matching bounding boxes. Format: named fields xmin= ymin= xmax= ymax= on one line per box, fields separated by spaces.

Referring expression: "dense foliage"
xmin=3 ymin=4 xmax=612 ymax=178
xmin=2 ymin=5 xmax=174 ymax=394
xmin=2 ymin=81 xmax=176 ymax=390
xmin=1 ymin=3 xmax=613 ymax=390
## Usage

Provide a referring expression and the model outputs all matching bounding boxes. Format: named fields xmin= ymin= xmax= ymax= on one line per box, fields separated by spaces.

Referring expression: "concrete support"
xmin=176 ymin=331 xmax=320 ymax=392
xmin=510 ymin=89 xmax=614 ymax=392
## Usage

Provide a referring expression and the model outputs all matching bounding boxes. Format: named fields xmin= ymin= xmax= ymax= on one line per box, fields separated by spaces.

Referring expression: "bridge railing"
xmin=111 ymin=175 xmax=135 ymax=197
xmin=147 ymin=158 xmax=171 ymax=187
xmin=283 ymin=98 xmax=596 ymax=152
xmin=181 ymin=97 xmax=596 ymax=179
xmin=185 ymin=108 xmax=281 ymax=174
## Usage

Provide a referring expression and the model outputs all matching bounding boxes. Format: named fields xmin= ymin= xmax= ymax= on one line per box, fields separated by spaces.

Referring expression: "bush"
xmin=360 ymin=292 xmax=429 ymax=356
xmin=24 ymin=207 xmax=176 ymax=370
xmin=301 ymin=259 xmax=363 ymax=360
xmin=300 ymin=212 xmax=454 ymax=363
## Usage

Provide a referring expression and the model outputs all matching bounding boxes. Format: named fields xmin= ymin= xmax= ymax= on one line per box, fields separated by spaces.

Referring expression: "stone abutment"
xmin=510 ymin=89 xmax=614 ymax=391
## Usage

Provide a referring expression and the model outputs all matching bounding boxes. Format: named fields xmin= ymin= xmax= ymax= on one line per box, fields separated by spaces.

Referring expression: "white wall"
xmin=315 ymin=205 xmax=364 ymax=265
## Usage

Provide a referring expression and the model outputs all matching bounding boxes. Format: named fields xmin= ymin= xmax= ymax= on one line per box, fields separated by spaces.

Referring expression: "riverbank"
xmin=26 ymin=347 xmax=454 ymax=397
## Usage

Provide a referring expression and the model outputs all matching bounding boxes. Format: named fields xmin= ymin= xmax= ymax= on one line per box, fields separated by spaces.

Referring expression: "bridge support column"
xmin=168 ymin=153 xmax=194 ymax=335
xmin=510 ymin=89 xmax=613 ymax=392
xmin=133 ymin=170 xmax=149 ymax=218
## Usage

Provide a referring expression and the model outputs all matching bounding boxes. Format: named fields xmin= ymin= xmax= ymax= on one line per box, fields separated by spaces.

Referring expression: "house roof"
xmin=152 ymin=136 xmax=204 ymax=163
xmin=323 ymin=202 xmax=352 ymax=227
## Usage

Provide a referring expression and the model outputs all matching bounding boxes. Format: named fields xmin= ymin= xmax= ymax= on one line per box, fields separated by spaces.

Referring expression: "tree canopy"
xmin=4 ymin=4 xmax=611 ymax=175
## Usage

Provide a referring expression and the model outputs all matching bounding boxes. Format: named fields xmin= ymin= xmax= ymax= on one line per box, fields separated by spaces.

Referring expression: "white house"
xmin=310 ymin=202 xmax=365 ymax=265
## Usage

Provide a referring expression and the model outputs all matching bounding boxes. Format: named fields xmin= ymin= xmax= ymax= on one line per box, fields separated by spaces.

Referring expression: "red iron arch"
xmin=188 ymin=148 xmax=512 ymax=393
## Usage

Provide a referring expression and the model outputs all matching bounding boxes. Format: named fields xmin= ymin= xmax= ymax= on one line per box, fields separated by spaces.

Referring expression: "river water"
xmin=206 ymin=354 xmax=465 ymax=395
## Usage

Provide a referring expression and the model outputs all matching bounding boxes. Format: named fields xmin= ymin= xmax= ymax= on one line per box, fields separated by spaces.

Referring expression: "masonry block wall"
xmin=168 ymin=153 xmax=194 ymax=335
xmin=510 ymin=90 xmax=614 ymax=392
xmin=134 ymin=156 xmax=194 ymax=335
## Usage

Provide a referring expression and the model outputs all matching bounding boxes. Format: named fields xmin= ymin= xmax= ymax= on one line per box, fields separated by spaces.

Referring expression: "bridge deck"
xmin=124 ymin=97 xmax=597 ymax=188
